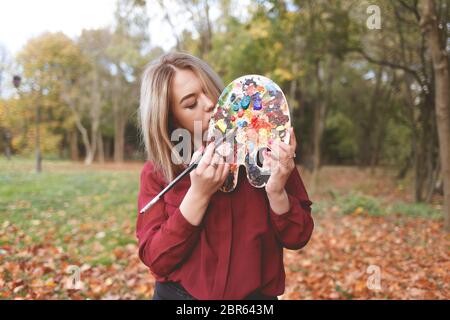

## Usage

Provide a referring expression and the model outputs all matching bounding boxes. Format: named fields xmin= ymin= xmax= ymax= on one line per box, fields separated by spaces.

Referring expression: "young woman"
xmin=136 ymin=52 xmax=314 ymax=300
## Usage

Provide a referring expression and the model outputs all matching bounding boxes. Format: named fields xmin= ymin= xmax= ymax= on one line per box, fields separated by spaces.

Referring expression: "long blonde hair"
xmin=139 ymin=51 xmax=224 ymax=183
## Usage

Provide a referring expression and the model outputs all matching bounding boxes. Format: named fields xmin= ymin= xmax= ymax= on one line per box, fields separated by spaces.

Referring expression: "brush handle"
xmin=139 ymin=158 xmax=200 ymax=214
xmin=139 ymin=128 xmax=237 ymax=214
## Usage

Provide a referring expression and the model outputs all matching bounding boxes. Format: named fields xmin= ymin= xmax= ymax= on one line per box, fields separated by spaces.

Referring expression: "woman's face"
xmin=170 ymin=68 xmax=215 ymax=141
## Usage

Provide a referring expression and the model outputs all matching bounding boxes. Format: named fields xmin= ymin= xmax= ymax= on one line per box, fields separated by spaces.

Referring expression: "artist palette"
xmin=207 ymin=74 xmax=291 ymax=192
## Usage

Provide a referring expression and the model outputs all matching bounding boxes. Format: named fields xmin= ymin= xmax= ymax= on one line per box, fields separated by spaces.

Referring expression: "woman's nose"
xmin=202 ymin=94 xmax=215 ymax=112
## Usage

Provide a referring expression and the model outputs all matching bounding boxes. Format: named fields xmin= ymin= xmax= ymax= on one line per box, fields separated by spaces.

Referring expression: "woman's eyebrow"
xmin=179 ymin=93 xmax=196 ymax=104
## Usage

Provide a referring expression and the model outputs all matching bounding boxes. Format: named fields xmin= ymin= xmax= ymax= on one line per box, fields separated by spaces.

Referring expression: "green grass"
xmin=0 ymin=157 xmax=140 ymax=266
xmin=387 ymin=201 xmax=442 ymax=219
xmin=339 ymin=192 xmax=384 ymax=216
xmin=312 ymin=192 xmax=442 ymax=219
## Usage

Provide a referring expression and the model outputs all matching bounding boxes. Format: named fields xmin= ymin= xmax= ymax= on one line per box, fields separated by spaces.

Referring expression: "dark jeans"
xmin=152 ymin=281 xmax=278 ymax=300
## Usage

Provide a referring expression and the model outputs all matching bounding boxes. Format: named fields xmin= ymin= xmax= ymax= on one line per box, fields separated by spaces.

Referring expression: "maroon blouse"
xmin=136 ymin=161 xmax=314 ymax=300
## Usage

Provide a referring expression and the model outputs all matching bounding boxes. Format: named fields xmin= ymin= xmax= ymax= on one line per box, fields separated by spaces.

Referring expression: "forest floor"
xmin=0 ymin=158 xmax=448 ymax=299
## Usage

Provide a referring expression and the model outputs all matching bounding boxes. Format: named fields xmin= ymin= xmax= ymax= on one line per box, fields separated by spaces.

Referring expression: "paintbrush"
xmin=139 ymin=127 xmax=237 ymax=214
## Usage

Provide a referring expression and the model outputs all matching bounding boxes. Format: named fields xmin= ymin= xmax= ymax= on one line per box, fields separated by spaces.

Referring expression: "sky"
xmin=0 ymin=0 xmax=181 ymax=56
xmin=0 ymin=0 xmax=245 ymax=98
xmin=0 ymin=0 xmax=192 ymax=97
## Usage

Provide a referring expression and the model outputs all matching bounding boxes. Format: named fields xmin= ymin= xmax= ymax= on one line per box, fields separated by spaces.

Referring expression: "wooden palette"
xmin=207 ymin=74 xmax=291 ymax=192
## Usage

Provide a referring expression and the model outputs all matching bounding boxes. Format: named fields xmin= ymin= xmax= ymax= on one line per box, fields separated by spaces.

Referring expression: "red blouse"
xmin=135 ymin=161 xmax=314 ymax=300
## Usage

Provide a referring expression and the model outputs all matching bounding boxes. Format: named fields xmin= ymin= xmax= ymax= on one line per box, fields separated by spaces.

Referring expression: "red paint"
xmin=248 ymin=115 xmax=272 ymax=130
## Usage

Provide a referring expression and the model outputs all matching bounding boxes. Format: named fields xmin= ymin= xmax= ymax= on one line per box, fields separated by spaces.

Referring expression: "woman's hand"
xmin=263 ymin=127 xmax=297 ymax=196
xmin=189 ymin=141 xmax=230 ymax=200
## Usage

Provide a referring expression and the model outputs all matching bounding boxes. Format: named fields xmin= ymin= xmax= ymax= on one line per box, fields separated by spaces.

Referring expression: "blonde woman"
xmin=136 ymin=52 xmax=314 ymax=300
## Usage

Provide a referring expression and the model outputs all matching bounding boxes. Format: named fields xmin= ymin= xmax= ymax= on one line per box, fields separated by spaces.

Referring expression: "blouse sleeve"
xmin=135 ymin=162 xmax=202 ymax=278
xmin=267 ymin=168 xmax=314 ymax=250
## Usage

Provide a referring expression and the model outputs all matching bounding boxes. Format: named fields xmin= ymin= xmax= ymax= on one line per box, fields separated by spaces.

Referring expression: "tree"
xmin=66 ymin=28 xmax=113 ymax=164
xmin=352 ymin=0 xmax=444 ymax=203
xmin=109 ymin=0 xmax=150 ymax=162
xmin=421 ymin=0 xmax=450 ymax=230
xmin=0 ymin=44 xmax=12 ymax=159
xmin=16 ymin=32 xmax=85 ymax=161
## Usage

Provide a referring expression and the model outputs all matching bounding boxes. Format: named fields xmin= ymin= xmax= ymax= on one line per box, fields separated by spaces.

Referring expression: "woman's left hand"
xmin=263 ymin=127 xmax=297 ymax=195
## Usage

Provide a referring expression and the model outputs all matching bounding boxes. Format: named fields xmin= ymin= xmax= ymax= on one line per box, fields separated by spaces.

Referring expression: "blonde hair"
xmin=139 ymin=51 xmax=224 ymax=183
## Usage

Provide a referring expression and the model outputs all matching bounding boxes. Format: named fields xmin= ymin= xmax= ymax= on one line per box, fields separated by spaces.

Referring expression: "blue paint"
xmin=241 ymin=95 xmax=251 ymax=109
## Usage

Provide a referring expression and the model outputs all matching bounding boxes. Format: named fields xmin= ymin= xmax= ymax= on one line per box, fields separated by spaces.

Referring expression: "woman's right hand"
xmin=189 ymin=141 xmax=230 ymax=200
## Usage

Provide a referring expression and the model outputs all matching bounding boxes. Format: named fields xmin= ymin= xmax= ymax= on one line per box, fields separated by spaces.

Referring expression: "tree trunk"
xmin=104 ymin=138 xmax=112 ymax=161
xmin=69 ymin=107 xmax=94 ymax=165
xmin=3 ymin=128 xmax=11 ymax=160
xmin=69 ymin=128 xmax=79 ymax=161
xmin=370 ymin=76 xmax=394 ymax=173
xmin=311 ymin=60 xmax=324 ymax=192
xmin=62 ymin=88 xmax=96 ymax=165
xmin=415 ymin=98 xmax=435 ymax=202
xmin=112 ymin=73 xmax=126 ymax=163
xmin=361 ymin=66 xmax=383 ymax=167
xmin=202 ymin=1 xmax=213 ymax=57
xmin=73 ymin=114 xmax=94 ymax=165
xmin=311 ymin=57 xmax=335 ymax=192
xmin=89 ymin=121 xmax=98 ymax=165
xmin=2 ymin=98 xmax=12 ymax=160
xmin=114 ymin=116 xmax=126 ymax=163
xmin=289 ymin=62 xmax=300 ymax=165
xmin=421 ymin=0 xmax=450 ymax=231
xmin=35 ymin=104 xmax=42 ymax=173
xmin=97 ymin=131 xmax=105 ymax=164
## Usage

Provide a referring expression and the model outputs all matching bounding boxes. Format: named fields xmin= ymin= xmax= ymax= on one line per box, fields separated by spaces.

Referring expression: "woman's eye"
xmin=187 ymin=102 xmax=197 ymax=109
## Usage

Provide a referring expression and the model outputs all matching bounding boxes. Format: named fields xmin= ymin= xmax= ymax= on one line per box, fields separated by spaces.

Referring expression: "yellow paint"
xmin=217 ymin=119 xmax=227 ymax=133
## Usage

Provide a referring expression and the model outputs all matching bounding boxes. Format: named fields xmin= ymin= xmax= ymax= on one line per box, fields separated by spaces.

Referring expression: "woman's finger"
xmin=269 ymin=140 xmax=291 ymax=163
xmin=214 ymin=161 xmax=225 ymax=182
xmin=219 ymin=162 xmax=231 ymax=185
xmin=289 ymin=127 xmax=297 ymax=150
xmin=276 ymin=133 xmax=296 ymax=156
xmin=268 ymin=148 xmax=293 ymax=171
xmin=263 ymin=150 xmax=278 ymax=171
xmin=210 ymin=152 xmax=221 ymax=168
xmin=197 ymin=142 xmax=215 ymax=172
xmin=268 ymin=140 xmax=282 ymax=160
xmin=275 ymin=139 xmax=292 ymax=155
xmin=190 ymin=145 xmax=204 ymax=166
xmin=204 ymin=152 xmax=221 ymax=177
